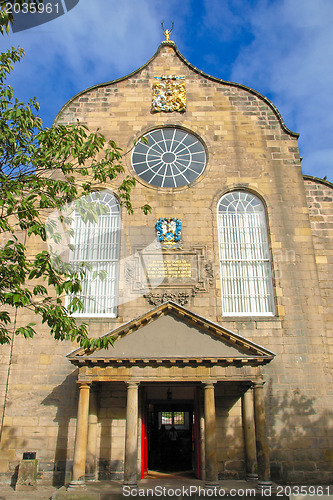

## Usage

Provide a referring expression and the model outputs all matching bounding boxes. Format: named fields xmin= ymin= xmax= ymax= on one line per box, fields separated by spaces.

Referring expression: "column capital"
xmin=77 ymin=381 xmax=91 ymax=389
xmin=202 ymin=380 xmax=217 ymax=388
xmin=253 ymin=380 xmax=265 ymax=389
xmin=126 ymin=381 xmax=140 ymax=389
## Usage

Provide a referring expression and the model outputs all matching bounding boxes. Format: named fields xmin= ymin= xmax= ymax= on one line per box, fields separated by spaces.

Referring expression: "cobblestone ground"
xmin=0 ymin=484 xmax=57 ymax=499
xmin=0 ymin=481 xmax=332 ymax=500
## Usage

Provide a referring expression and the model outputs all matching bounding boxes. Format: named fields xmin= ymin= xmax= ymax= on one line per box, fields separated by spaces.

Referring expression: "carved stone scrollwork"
xmin=204 ymin=261 xmax=215 ymax=287
xmin=124 ymin=262 xmax=136 ymax=286
xmin=126 ymin=246 xmax=213 ymax=307
xmin=144 ymin=290 xmax=190 ymax=306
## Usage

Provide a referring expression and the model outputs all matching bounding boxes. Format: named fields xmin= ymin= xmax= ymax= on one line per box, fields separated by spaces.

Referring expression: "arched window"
xmin=217 ymin=191 xmax=274 ymax=316
xmin=68 ymin=191 xmax=120 ymax=317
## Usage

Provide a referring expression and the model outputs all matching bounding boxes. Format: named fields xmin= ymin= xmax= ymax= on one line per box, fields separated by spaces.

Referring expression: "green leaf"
xmin=141 ymin=203 xmax=152 ymax=215
xmin=0 ymin=46 xmax=147 ymax=349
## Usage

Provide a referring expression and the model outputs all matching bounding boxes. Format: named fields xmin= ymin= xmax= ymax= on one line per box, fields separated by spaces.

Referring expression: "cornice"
xmin=66 ymin=300 xmax=276 ymax=363
xmin=303 ymin=174 xmax=333 ymax=189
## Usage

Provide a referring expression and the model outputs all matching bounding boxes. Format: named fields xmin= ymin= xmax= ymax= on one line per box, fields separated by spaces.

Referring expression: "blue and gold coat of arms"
xmin=156 ymin=218 xmax=182 ymax=249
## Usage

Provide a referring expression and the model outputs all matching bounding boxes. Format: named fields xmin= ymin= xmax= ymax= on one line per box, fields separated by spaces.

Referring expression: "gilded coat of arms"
xmin=152 ymin=76 xmax=186 ymax=113
xmin=156 ymin=218 xmax=182 ymax=248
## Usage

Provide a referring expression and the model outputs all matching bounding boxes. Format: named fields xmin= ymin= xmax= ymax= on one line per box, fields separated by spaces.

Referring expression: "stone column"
xmin=203 ymin=382 xmax=218 ymax=486
xmin=242 ymin=387 xmax=258 ymax=481
xmin=69 ymin=382 xmax=91 ymax=489
xmin=124 ymin=382 xmax=139 ymax=486
xmin=253 ymin=380 xmax=272 ymax=489
xmin=85 ymin=386 xmax=98 ymax=481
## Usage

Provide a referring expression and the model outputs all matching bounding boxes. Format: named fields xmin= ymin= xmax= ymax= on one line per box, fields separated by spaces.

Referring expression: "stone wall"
xmin=216 ymin=385 xmax=245 ymax=480
xmin=0 ymin=42 xmax=332 ymax=485
xmin=304 ymin=177 xmax=333 ymax=451
xmin=304 ymin=177 xmax=333 ymax=350
xmin=98 ymin=383 xmax=126 ymax=480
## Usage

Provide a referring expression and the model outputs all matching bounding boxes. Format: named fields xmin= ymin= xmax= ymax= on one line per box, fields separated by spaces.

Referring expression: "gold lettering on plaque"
xmin=147 ymin=259 xmax=192 ymax=279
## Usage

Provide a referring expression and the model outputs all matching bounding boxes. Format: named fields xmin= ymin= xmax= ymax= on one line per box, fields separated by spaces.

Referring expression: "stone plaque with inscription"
xmin=122 ymin=246 xmax=214 ymax=306
xmin=146 ymin=255 xmax=195 ymax=283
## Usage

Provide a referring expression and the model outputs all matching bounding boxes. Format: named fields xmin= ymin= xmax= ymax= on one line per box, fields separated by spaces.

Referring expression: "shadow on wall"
xmin=41 ymin=378 xmax=126 ymax=486
xmin=267 ymin=378 xmax=333 ymax=485
xmin=35 ymin=377 xmax=333 ymax=486
xmin=41 ymin=369 xmax=78 ymax=486
xmin=216 ymin=384 xmax=246 ymax=480
xmin=98 ymin=382 xmax=126 ymax=481
xmin=0 ymin=426 xmax=27 ymax=487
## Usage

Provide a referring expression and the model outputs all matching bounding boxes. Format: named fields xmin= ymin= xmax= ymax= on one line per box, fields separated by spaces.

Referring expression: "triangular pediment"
xmin=67 ymin=302 xmax=275 ymax=366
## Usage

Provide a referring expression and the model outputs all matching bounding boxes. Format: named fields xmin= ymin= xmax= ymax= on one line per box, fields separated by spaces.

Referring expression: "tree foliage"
xmin=1 ymin=0 xmax=23 ymax=34
xmin=0 ymin=47 xmax=149 ymax=348
xmin=0 ymin=0 xmax=40 ymax=35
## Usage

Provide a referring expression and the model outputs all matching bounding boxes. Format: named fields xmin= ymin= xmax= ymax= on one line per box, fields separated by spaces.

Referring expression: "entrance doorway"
xmin=141 ymin=385 xmax=201 ymax=479
xmin=148 ymin=403 xmax=193 ymax=472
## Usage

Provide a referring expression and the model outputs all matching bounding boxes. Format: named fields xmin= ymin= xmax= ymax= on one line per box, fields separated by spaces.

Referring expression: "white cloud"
xmin=2 ymin=0 xmax=176 ymax=125
xmin=4 ymin=1 xmax=161 ymax=86
xmin=2 ymin=0 xmax=192 ymax=122
xmin=2 ymin=0 xmax=332 ymax=179
xmin=229 ymin=0 xmax=333 ymax=178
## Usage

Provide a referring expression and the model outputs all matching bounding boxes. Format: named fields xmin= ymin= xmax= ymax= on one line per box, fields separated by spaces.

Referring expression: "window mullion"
xmin=218 ymin=192 xmax=274 ymax=316
xmin=68 ymin=193 xmax=120 ymax=317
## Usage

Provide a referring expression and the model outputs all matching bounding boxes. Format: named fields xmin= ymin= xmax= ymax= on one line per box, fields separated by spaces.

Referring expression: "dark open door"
xmin=193 ymin=387 xmax=201 ymax=479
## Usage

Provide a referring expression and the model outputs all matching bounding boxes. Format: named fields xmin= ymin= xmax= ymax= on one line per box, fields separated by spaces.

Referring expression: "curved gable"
xmin=54 ymin=41 xmax=298 ymax=139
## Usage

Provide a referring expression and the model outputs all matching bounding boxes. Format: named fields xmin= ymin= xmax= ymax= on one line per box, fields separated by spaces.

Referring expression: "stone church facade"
xmin=0 ymin=36 xmax=332 ymax=487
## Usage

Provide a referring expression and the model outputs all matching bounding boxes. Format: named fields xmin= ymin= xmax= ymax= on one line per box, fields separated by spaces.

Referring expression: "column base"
xmin=68 ymin=480 xmax=86 ymax=489
xmin=123 ymin=481 xmax=138 ymax=488
xmin=205 ymin=482 xmax=219 ymax=488
xmin=85 ymin=473 xmax=97 ymax=481
xmin=257 ymin=481 xmax=273 ymax=494
xmin=246 ymin=473 xmax=258 ymax=480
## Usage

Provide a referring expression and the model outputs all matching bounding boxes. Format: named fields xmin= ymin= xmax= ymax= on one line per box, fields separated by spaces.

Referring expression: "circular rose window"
xmin=132 ymin=128 xmax=206 ymax=188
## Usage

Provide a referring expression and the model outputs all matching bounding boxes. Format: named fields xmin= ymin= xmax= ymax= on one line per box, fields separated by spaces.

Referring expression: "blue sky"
xmin=2 ymin=0 xmax=333 ymax=180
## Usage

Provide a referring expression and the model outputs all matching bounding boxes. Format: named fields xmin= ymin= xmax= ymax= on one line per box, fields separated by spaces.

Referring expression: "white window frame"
xmin=67 ymin=191 xmax=120 ymax=317
xmin=131 ymin=127 xmax=207 ymax=188
xmin=217 ymin=191 xmax=275 ymax=316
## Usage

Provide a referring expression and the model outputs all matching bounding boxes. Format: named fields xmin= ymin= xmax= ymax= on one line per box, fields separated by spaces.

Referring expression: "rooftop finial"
xmin=161 ymin=21 xmax=174 ymax=44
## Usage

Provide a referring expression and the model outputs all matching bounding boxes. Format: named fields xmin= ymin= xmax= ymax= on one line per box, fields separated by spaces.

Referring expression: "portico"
xmin=67 ymin=301 xmax=275 ymax=489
